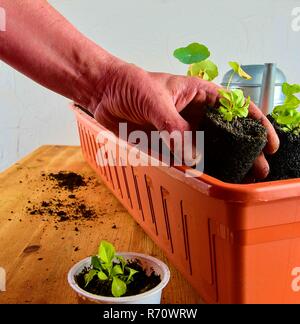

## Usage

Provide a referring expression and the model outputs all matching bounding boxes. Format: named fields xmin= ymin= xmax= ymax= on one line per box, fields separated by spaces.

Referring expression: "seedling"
xmin=217 ymin=62 xmax=252 ymax=122
xmin=84 ymin=240 xmax=138 ymax=297
xmin=271 ymin=82 xmax=300 ymax=135
xmin=173 ymin=42 xmax=218 ymax=81
xmin=218 ymin=87 xmax=250 ymax=122
xmin=173 ymin=43 xmax=252 ymax=122
xmin=226 ymin=61 xmax=252 ymax=88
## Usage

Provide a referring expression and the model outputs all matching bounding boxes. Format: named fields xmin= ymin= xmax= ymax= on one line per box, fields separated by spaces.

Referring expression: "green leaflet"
xmin=282 ymin=82 xmax=300 ymax=96
xmin=173 ymin=43 xmax=210 ymax=64
xmin=97 ymin=271 xmax=108 ymax=280
xmin=111 ymin=264 xmax=124 ymax=276
xmin=91 ymin=256 xmax=101 ymax=270
xmin=272 ymin=82 xmax=300 ymax=134
xmin=126 ymin=267 xmax=139 ymax=283
xmin=112 ymin=277 xmax=127 ymax=297
xmin=228 ymin=61 xmax=252 ymax=80
xmin=84 ymin=269 xmax=97 ymax=287
xmin=188 ymin=60 xmax=219 ymax=81
xmin=98 ymin=240 xmax=115 ymax=264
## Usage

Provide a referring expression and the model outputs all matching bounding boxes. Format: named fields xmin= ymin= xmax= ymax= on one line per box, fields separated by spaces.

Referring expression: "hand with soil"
xmin=92 ymin=61 xmax=279 ymax=179
xmin=0 ymin=0 xmax=279 ymax=179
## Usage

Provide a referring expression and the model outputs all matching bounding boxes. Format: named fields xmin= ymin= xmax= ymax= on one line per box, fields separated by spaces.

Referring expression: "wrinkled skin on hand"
xmin=92 ymin=63 xmax=279 ymax=179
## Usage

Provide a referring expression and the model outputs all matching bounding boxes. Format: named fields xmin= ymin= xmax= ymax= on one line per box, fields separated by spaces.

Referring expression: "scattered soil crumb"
xmin=48 ymin=171 xmax=86 ymax=191
xmin=25 ymin=171 xmax=98 ymax=227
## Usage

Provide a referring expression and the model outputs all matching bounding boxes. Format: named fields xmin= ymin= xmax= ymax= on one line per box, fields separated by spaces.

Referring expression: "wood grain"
xmin=0 ymin=145 xmax=203 ymax=304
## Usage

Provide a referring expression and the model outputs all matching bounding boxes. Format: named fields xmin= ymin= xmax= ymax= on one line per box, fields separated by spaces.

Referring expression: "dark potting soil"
xmin=26 ymin=172 xmax=96 ymax=224
xmin=48 ymin=171 xmax=86 ymax=191
xmin=27 ymin=198 xmax=96 ymax=222
xmin=75 ymin=259 xmax=161 ymax=297
xmin=265 ymin=115 xmax=300 ymax=181
xmin=203 ymin=108 xmax=267 ymax=183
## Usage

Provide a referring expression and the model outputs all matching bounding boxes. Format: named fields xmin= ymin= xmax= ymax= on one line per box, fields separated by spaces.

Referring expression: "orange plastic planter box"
xmin=72 ymin=104 xmax=300 ymax=304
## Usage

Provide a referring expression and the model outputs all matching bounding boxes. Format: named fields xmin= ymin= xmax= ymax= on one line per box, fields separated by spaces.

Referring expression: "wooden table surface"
xmin=0 ymin=145 xmax=203 ymax=304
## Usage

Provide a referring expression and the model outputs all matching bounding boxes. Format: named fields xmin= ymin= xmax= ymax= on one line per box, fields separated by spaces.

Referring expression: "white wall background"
xmin=1 ymin=0 xmax=300 ymax=171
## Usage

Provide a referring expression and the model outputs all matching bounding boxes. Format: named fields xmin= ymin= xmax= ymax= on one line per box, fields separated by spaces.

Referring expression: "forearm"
xmin=0 ymin=0 xmax=119 ymax=111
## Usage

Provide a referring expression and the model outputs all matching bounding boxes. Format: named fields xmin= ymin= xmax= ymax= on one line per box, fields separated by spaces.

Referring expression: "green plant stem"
xmin=227 ymin=71 xmax=235 ymax=90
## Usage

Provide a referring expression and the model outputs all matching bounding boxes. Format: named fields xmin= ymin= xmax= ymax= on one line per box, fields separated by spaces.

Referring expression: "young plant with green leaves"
xmin=84 ymin=240 xmax=138 ymax=297
xmin=173 ymin=42 xmax=218 ymax=81
xmin=271 ymin=82 xmax=300 ymax=135
xmin=173 ymin=42 xmax=252 ymax=122
xmin=217 ymin=62 xmax=252 ymax=122
xmin=218 ymin=87 xmax=250 ymax=122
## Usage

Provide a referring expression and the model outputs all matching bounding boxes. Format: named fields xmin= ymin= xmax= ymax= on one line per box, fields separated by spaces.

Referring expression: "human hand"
xmin=91 ymin=62 xmax=279 ymax=179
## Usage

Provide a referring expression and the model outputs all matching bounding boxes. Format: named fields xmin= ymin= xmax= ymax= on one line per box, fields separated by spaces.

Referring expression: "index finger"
xmin=248 ymin=101 xmax=279 ymax=154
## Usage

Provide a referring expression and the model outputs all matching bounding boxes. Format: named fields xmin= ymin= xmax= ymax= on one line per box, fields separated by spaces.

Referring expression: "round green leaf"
xmin=173 ymin=43 xmax=210 ymax=64
xmin=112 ymin=277 xmax=127 ymax=297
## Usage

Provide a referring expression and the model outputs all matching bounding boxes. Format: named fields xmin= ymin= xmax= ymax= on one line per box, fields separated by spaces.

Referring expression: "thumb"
xmin=150 ymin=103 xmax=202 ymax=167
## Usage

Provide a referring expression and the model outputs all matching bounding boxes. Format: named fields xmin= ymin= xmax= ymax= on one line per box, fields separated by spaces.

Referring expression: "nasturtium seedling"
xmin=173 ymin=43 xmax=252 ymax=122
xmin=217 ymin=62 xmax=252 ymax=122
xmin=272 ymin=82 xmax=300 ymax=135
xmin=84 ymin=240 xmax=138 ymax=297
xmin=173 ymin=42 xmax=219 ymax=81
xmin=218 ymin=88 xmax=250 ymax=122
